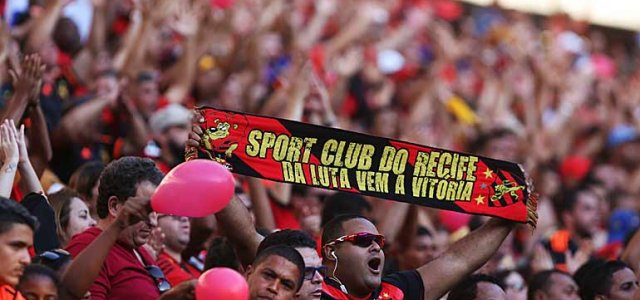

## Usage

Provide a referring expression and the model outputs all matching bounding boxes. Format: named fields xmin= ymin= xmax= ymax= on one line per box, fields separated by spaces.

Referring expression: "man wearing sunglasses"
xmin=257 ymin=230 xmax=326 ymax=299
xmin=215 ymin=194 xmax=327 ymax=300
xmin=321 ymin=214 xmax=516 ymax=300
xmin=0 ymin=197 xmax=38 ymax=300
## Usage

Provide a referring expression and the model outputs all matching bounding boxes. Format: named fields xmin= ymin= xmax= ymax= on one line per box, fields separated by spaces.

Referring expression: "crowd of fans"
xmin=1 ymin=0 xmax=640 ymax=299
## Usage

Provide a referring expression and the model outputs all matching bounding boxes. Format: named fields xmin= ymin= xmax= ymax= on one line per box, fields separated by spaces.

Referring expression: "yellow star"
xmin=483 ymin=168 xmax=494 ymax=179
xmin=475 ymin=195 xmax=485 ymax=205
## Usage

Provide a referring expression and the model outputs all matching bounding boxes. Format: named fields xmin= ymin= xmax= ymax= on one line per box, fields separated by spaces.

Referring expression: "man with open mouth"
xmin=320 ymin=214 xmax=516 ymax=300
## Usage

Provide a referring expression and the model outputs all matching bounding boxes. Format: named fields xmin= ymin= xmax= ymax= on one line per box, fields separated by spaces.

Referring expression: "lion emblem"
xmin=491 ymin=180 xmax=525 ymax=202
xmin=198 ymin=110 xmax=249 ymax=169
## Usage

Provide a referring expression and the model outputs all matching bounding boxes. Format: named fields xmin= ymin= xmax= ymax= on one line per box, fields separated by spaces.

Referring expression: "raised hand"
xmin=169 ymin=1 xmax=201 ymax=37
xmin=9 ymin=54 xmax=45 ymax=106
xmin=114 ymin=196 xmax=154 ymax=229
xmin=0 ymin=120 xmax=20 ymax=164
xmin=316 ymin=0 xmax=337 ymax=17
xmin=15 ymin=124 xmax=28 ymax=164
xmin=332 ymin=47 xmax=364 ymax=77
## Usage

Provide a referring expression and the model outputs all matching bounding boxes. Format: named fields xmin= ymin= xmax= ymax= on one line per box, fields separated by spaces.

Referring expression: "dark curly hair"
xmin=97 ymin=157 xmax=164 ymax=219
xmin=575 ymin=259 xmax=631 ymax=300
xmin=258 ymin=229 xmax=317 ymax=254
xmin=0 ymin=196 xmax=38 ymax=234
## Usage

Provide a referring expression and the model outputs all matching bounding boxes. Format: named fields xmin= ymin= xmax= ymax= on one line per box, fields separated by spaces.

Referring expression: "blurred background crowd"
xmin=2 ymin=0 xmax=640 ymax=299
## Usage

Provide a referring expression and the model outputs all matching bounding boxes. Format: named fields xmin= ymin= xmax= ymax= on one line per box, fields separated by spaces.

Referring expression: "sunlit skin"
xmin=246 ymin=255 xmax=301 ymax=300
xmin=607 ymin=268 xmax=639 ymax=300
xmin=64 ymin=197 xmax=97 ymax=242
xmin=0 ymin=224 xmax=33 ymax=287
xmin=325 ymin=219 xmax=384 ymax=298
xmin=97 ymin=181 xmax=158 ymax=249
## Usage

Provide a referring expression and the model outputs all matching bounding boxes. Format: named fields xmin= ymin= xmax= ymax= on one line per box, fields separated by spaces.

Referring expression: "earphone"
xmin=329 ymin=250 xmax=348 ymax=294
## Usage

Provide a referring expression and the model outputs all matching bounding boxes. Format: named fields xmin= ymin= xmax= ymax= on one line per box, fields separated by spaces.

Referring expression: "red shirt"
xmin=0 ymin=285 xmax=25 ymax=300
xmin=66 ymin=227 xmax=160 ymax=300
xmin=156 ymin=251 xmax=201 ymax=286
xmin=268 ymin=199 xmax=300 ymax=229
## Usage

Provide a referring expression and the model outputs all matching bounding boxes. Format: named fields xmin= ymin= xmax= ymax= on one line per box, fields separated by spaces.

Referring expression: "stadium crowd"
xmin=1 ymin=0 xmax=640 ymax=299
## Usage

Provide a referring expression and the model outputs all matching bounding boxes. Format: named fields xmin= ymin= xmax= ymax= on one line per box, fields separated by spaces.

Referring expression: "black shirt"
xmin=322 ymin=270 xmax=424 ymax=300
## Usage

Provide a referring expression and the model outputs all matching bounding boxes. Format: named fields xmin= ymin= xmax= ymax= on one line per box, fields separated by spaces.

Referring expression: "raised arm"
xmin=25 ymin=104 xmax=52 ymax=178
xmin=187 ymin=127 xmax=263 ymax=267
xmin=15 ymin=124 xmax=43 ymax=194
xmin=247 ymin=177 xmax=276 ymax=231
xmin=296 ymin=0 xmax=336 ymax=52
xmin=1 ymin=54 xmax=44 ymax=124
xmin=71 ymin=0 xmax=110 ymax=82
xmin=55 ymin=95 xmax=113 ymax=146
xmin=61 ymin=196 xmax=152 ymax=299
xmin=25 ymin=0 xmax=68 ymax=53
xmin=622 ymin=230 xmax=640 ymax=277
xmin=0 ymin=120 xmax=20 ymax=198
xmin=419 ymin=218 xmax=516 ymax=300
xmin=162 ymin=1 xmax=201 ymax=104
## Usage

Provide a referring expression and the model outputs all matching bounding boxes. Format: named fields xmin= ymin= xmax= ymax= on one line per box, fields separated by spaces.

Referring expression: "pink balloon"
xmin=151 ymin=160 xmax=234 ymax=217
xmin=211 ymin=0 xmax=235 ymax=9
xmin=196 ymin=268 xmax=249 ymax=300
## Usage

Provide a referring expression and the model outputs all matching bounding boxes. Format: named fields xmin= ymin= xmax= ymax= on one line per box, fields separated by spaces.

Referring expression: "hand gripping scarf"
xmin=186 ymin=107 xmax=538 ymax=227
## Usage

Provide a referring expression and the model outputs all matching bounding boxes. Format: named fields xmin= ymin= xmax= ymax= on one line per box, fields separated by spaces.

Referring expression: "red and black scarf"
xmin=187 ymin=107 xmax=537 ymax=226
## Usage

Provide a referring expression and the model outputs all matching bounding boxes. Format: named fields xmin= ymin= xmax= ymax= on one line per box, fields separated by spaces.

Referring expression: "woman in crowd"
xmin=49 ymin=188 xmax=97 ymax=248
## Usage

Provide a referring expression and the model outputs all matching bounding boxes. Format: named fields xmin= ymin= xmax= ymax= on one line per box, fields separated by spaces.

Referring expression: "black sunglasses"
xmin=325 ymin=232 xmax=385 ymax=248
xmin=304 ymin=266 xmax=328 ymax=280
xmin=145 ymin=265 xmax=171 ymax=293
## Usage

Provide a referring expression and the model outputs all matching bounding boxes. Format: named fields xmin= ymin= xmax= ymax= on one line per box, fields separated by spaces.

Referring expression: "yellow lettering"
xmin=358 ymin=145 xmax=375 ymax=170
xmin=413 ymin=152 xmax=429 ymax=176
xmin=461 ymin=182 xmax=473 ymax=201
xmin=301 ymin=138 xmax=317 ymax=163
xmin=339 ymin=168 xmax=351 ymax=189
xmin=259 ymin=132 xmax=276 ymax=158
xmin=392 ymin=149 xmax=408 ymax=175
xmin=412 ymin=177 xmax=424 ymax=197
xmin=436 ymin=180 xmax=447 ymax=200
xmin=426 ymin=152 xmax=440 ymax=177
xmin=344 ymin=143 xmax=362 ymax=169
xmin=246 ymin=130 xmax=262 ymax=157
xmin=334 ymin=141 xmax=346 ymax=167
xmin=379 ymin=146 xmax=395 ymax=172
xmin=466 ymin=156 xmax=478 ymax=181
xmin=321 ymin=140 xmax=338 ymax=165
xmin=282 ymin=162 xmax=294 ymax=182
xmin=446 ymin=181 xmax=457 ymax=201
xmin=395 ymin=175 xmax=405 ymax=195
xmin=286 ymin=137 xmax=302 ymax=162
xmin=437 ymin=153 xmax=452 ymax=178
xmin=273 ymin=135 xmax=289 ymax=161
xmin=375 ymin=173 xmax=389 ymax=193
xmin=310 ymin=165 xmax=319 ymax=185
xmin=456 ymin=156 xmax=469 ymax=181
xmin=294 ymin=163 xmax=306 ymax=184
